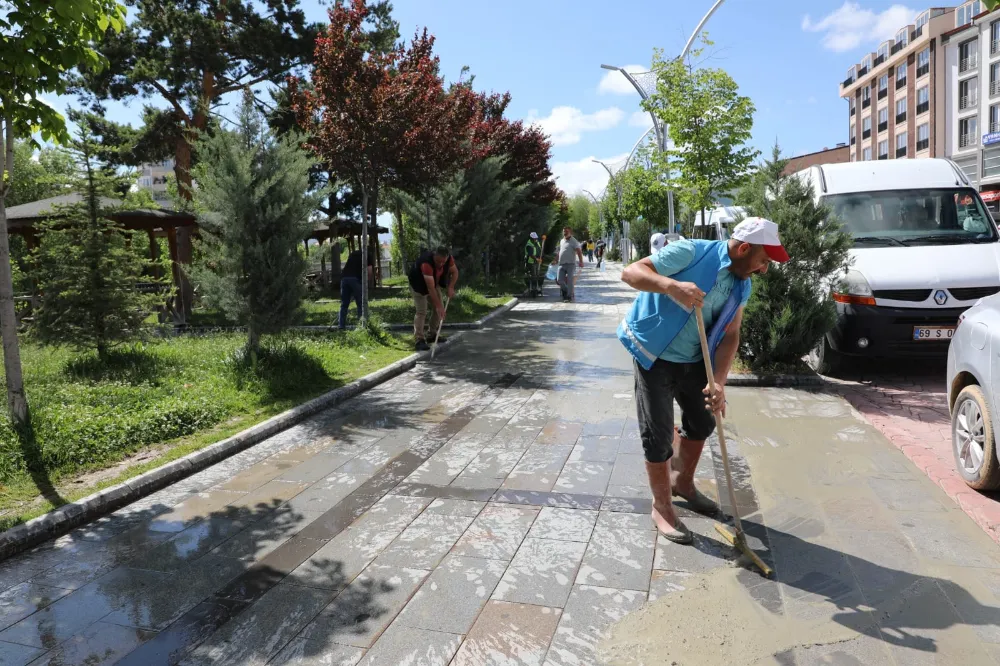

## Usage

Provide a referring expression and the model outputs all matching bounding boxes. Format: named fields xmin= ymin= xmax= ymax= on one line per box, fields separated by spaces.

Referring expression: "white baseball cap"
xmin=529 ymin=232 xmax=538 ymax=239
xmin=650 ymin=232 xmax=667 ymax=253
xmin=731 ymin=217 xmax=789 ymax=263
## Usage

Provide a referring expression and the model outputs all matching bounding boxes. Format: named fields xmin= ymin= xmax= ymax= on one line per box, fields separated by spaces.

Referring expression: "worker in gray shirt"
xmin=557 ymin=226 xmax=584 ymax=302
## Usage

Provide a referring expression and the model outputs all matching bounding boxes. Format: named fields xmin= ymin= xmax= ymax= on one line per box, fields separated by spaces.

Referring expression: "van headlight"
xmin=832 ymin=270 xmax=876 ymax=306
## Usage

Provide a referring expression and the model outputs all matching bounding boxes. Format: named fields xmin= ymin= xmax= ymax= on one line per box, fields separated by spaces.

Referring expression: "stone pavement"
xmin=827 ymin=362 xmax=1000 ymax=547
xmin=0 ymin=261 xmax=997 ymax=665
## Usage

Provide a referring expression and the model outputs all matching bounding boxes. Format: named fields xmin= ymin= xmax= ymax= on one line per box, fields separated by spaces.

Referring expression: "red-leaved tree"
xmin=291 ymin=0 xmax=476 ymax=320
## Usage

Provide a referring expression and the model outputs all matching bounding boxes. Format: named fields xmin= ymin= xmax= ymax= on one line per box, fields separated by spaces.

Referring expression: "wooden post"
xmin=166 ymin=227 xmax=183 ymax=325
xmin=148 ymin=229 xmax=166 ymax=323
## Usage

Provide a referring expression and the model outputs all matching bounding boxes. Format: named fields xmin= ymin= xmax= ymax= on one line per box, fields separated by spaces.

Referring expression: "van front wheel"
xmin=809 ymin=335 xmax=844 ymax=376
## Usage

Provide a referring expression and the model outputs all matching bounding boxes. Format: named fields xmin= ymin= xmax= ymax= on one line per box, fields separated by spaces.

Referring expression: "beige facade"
xmin=840 ymin=8 xmax=955 ymax=163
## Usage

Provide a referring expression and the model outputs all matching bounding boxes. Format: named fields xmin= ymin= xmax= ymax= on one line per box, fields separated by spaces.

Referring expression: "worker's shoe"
xmin=431 ymin=334 xmax=448 ymax=344
xmin=415 ymin=339 xmax=430 ymax=352
xmin=652 ymin=504 xmax=693 ymax=544
xmin=672 ymin=487 xmax=719 ymax=516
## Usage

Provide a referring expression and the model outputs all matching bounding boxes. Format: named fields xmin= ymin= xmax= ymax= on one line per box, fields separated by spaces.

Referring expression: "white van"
xmin=793 ymin=159 xmax=1000 ymax=372
xmin=692 ymin=205 xmax=745 ymax=241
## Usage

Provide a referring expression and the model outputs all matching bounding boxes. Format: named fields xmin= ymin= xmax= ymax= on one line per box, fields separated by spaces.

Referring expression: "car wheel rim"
xmin=956 ymin=398 xmax=986 ymax=475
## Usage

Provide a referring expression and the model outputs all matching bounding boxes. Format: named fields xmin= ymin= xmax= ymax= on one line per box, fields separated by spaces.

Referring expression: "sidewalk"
xmin=0 ymin=262 xmax=996 ymax=665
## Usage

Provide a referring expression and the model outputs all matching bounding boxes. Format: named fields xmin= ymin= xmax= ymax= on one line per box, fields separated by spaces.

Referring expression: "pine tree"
xmin=736 ymin=143 xmax=853 ymax=372
xmin=192 ymin=94 xmax=323 ymax=361
xmin=33 ymin=134 xmax=165 ymax=360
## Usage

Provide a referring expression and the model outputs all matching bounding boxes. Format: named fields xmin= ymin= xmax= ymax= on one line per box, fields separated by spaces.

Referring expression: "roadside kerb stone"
xmin=0 ymin=327 xmax=486 ymax=561
xmin=727 ymin=372 xmax=824 ymax=387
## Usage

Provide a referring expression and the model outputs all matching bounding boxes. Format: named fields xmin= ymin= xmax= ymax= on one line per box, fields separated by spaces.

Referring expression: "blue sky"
xmin=52 ymin=0 xmax=929 ymax=199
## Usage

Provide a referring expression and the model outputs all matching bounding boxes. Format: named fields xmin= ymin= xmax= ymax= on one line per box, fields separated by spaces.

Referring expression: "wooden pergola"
xmin=304 ymin=217 xmax=389 ymax=288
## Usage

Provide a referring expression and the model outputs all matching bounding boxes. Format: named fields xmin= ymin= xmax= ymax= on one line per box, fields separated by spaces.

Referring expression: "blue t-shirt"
xmin=649 ymin=240 xmax=751 ymax=363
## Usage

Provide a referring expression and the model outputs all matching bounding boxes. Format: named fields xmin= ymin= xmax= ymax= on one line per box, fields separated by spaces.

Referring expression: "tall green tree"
xmin=33 ymin=134 xmax=165 ymax=360
xmin=646 ymin=36 xmax=757 ymax=241
xmin=7 ymin=142 xmax=77 ymax=207
xmin=0 ymin=0 xmax=126 ymax=426
xmin=192 ymin=94 xmax=323 ymax=361
xmin=736 ymin=143 xmax=852 ymax=372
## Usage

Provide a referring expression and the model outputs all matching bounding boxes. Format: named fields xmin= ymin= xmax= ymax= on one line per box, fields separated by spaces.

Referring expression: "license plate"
xmin=913 ymin=326 xmax=955 ymax=341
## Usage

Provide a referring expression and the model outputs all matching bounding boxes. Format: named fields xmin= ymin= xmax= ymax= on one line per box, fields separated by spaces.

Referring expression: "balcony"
xmin=862 ymin=97 xmax=871 ymax=109
xmin=916 ymin=101 xmax=929 ymax=114
xmin=874 ymin=54 xmax=885 ymax=67
xmin=896 ymin=112 xmax=907 ymax=123
xmin=960 ymin=134 xmax=978 ymax=148
xmin=917 ymin=138 xmax=929 ymax=151
xmin=917 ymin=64 xmax=929 ymax=78
xmin=863 ymin=129 xmax=872 ymax=139
xmin=842 ymin=76 xmax=855 ymax=88
xmin=878 ymin=87 xmax=888 ymax=100
xmin=913 ymin=27 xmax=923 ymax=40
xmin=878 ymin=153 xmax=888 ymax=160
xmin=851 ymin=135 xmax=856 ymax=145
xmin=850 ymin=105 xmax=856 ymax=116
xmin=878 ymin=121 xmax=888 ymax=133
xmin=891 ymin=42 xmax=904 ymax=55
xmin=960 ymin=54 xmax=979 ymax=73
xmin=896 ymin=147 xmax=907 ymax=158
xmin=896 ymin=76 xmax=907 ymax=89
xmin=991 ymin=122 xmax=1000 ymax=132
xmin=960 ymin=95 xmax=979 ymax=110
xmin=859 ymin=65 xmax=869 ymax=77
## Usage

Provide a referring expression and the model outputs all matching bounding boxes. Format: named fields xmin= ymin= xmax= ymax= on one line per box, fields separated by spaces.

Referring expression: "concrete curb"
xmin=0 ymin=302 xmax=514 ymax=560
xmin=726 ymin=372 xmax=824 ymax=387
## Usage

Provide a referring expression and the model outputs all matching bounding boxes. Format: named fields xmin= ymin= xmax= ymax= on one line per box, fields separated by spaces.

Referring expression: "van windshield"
xmin=822 ymin=188 xmax=997 ymax=246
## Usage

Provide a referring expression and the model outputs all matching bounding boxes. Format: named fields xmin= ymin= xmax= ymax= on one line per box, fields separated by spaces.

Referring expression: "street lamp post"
xmin=592 ymin=159 xmax=628 ymax=261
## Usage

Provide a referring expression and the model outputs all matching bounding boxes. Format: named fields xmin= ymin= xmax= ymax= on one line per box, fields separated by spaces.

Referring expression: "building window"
xmin=917 ymin=85 xmax=929 ymax=114
xmin=878 ymin=107 xmax=889 ymax=132
xmin=992 ymin=63 xmax=1000 ymax=97
xmin=896 ymin=97 xmax=907 ymax=122
xmin=850 ymin=122 xmax=856 ymax=144
xmin=896 ymin=64 xmax=907 ymax=88
xmin=861 ymin=54 xmax=872 ymax=73
xmin=917 ymin=123 xmax=930 ymax=151
xmin=992 ymin=21 xmax=1000 ymax=54
xmin=960 ymin=40 xmax=979 ymax=73
xmin=878 ymin=139 xmax=889 ymax=159
xmin=850 ymin=96 xmax=856 ymax=116
xmin=877 ymin=44 xmax=888 ymax=61
xmin=960 ymin=116 xmax=979 ymax=148
xmin=862 ymin=85 xmax=871 ymax=108
xmin=863 ymin=147 xmax=873 ymax=161
xmin=917 ymin=48 xmax=930 ymax=78
xmin=960 ymin=77 xmax=979 ymax=109
xmin=896 ymin=28 xmax=909 ymax=47
xmin=915 ymin=11 xmax=929 ymax=37
xmin=991 ymin=104 xmax=1000 ymax=132
xmin=878 ymin=74 xmax=889 ymax=99
xmin=957 ymin=1 xmax=982 ymax=28
xmin=862 ymin=115 xmax=872 ymax=139
xmin=896 ymin=131 xmax=908 ymax=157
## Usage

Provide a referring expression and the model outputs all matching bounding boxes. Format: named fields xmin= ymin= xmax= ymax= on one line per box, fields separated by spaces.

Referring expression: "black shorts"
xmin=633 ymin=358 xmax=717 ymax=463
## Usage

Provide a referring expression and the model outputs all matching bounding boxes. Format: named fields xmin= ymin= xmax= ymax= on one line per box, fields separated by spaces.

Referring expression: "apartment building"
xmin=942 ymin=1 xmax=1000 ymax=207
xmin=840 ymin=8 xmax=955 ymax=163
xmin=136 ymin=159 xmax=175 ymax=205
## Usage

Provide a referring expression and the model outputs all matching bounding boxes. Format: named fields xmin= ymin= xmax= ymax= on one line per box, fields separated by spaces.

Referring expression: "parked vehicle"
xmin=947 ymin=294 xmax=1000 ymax=490
xmin=793 ymin=159 xmax=1000 ymax=374
xmin=692 ymin=205 xmax=744 ymax=241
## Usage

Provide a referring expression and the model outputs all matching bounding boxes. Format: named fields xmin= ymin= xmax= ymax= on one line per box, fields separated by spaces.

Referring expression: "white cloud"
xmin=802 ymin=2 xmax=916 ymax=53
xmin=551 ymin=153 xmax=629 ymax=196
xmin=598 ymin=65 xmax=647 ymax=95
xmin=628 ymin=110 xmax=654 ymax=129
xmin=526 ymin=106 xmax=625 ymax=146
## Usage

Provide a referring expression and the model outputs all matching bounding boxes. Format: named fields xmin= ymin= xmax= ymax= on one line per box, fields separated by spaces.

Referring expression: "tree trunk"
xmin=360 ymin=185 xmax=369 ymax=322
xmin=0 ymin=117 xmax=28 ymax=426
xmin=370 ymin=182 xmax=380 ymax=288
xmin=173 ymin=137 xmax=196 ymax=321
xmin=394 ymin=202 xmax=406 ymax=273
xmin=425 ymin=188 xmax=431 ymax=251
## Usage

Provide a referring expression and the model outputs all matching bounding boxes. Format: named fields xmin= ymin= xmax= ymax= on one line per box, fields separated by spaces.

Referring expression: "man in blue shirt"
xmin=619 ymin=218 xmax=789 ymax=544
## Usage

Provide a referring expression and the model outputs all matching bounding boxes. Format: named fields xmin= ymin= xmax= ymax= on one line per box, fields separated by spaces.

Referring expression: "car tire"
xmin=808 ymin=335 xmax=844 ymax=376
xmin=952 ymin=384 xmax=1000 ymax=491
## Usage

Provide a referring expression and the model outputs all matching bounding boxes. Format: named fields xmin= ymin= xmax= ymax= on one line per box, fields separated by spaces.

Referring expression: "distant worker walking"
xmin=408 ymin=247 xmax=459 ymax=351
xmin=525 ymin=232 xmax=543 ymax=297
xmin=558 ymin=227 xmax=584 ymax=303
xmin=339 ymin=248 xmax=374 ymax=329
xmin=586 ymin=240 xmax=595 ymax=263
xmin=595 ymin=239 xmax=606 ymax=269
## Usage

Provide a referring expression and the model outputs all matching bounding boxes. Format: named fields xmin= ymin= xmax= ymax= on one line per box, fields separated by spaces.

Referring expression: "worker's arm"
xmin=424 ymin=274 xmax=445 ymax=319
xmin=620 ymin=257 xmax=704 ymax=309
xmin=447 ymin=263 xmax=458 ymax=299
xmin=705 ymin=306 xmax=743 ymax=417
xmin=575 ymin=246 xmax=584 ymax=268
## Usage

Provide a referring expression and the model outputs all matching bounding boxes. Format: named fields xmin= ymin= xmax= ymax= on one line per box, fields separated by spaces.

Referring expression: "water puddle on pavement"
xmin=598 ymin=567 xmax=857 ymax=666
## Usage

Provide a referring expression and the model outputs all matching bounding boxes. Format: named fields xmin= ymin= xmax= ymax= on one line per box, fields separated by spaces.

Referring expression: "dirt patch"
xmin=598 ymin=568 xmax=859 ymax=666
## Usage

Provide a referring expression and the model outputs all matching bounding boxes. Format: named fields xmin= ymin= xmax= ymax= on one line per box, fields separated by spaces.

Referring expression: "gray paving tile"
xmin=210 ymin=508 xmax=325 ymax=563
xmin=372 ymin=513 xmax=475 ymax=569
xmin=543 ymin=585 xmax=646 ymax=666
xmin=608 ymin=454 xmax=647 ymax=488
xmin=452 ymin=505 xmax=539 ymax=561
xmin=596 ymin=510 xmax=654 ymax=532
xmin=29 ymin=528 xmax=172 ymax=590
xmin=653 ymin=517 xmax=736 ymax=574
xmin=278 ymin=450 xmax=359 ymax=483
xmin=219 ymin=459 xmax=300 ymax=492
xmin=0 ymin=583 xmax=71 ymax=632
xmin=894 ymin=512 xmax=1000 ymax=569
xmin=452 ymin=601 xmax=562 ymax=666
xmin=27 ymin=621 xmax=155 ymax=666
xmin=180 ymin=582 xmax=335 ymax=666
xmin=147 ymin=491 xmax=248 ymax=533
xmin=527 ymin=507 xmax=598 ymax=542
xmin=536 ymin=420 xmax=583 ymax=445
xmin=0 ymin=641 xmax=45 ymax=666
xmin=647 ymin=570 xmax=694 ymax=602
xmin=493 ymin=538 xmax=587 ymax=607
xmin=867 ymin=478 xmax=948 ymax=513
xmin=576 ymin=526 xmax=655 ymax=592
xmin=138 ymin=517 xmax=246 ymax=571
xmin=554 ymin=461 xmax=613 ymax=495
xmin=283 ymin=474 xmax=368 ymax=514
xmin=355 ymin=625 xmax=461 ymax=666
xmin=224 ymin=480 xmax=310 ymax=515
xmin=396 ymin=555 xmax=506 ymax=634
xmin=301 ymin=565 xmax=429 ymax=648
xmin=421 ymin=498 xmax=485 ymax=517
xmin=502 ymin=445 xmax=573 ymax=492
xmin=461 ymin=448 xmax=525 ymax=479
xmin=569 ymin=437 xmax=620 ymax=463
xmin=267 ymin=638 xmax=365 ymax=666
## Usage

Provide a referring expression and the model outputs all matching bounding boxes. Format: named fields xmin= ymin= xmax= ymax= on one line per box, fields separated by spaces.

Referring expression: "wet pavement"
xmin=0 ymin=262 xmax=997 ymax=664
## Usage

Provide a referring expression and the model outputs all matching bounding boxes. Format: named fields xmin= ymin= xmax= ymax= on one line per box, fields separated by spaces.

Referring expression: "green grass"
xmin=0 ymin=330 xmax=412 ymax=530
xmin=731 ymin=356 xmax=814 ymax=376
